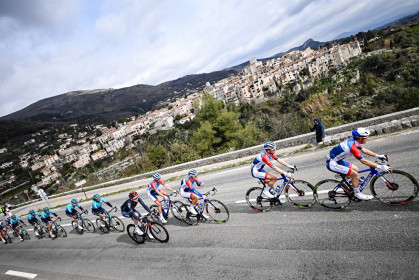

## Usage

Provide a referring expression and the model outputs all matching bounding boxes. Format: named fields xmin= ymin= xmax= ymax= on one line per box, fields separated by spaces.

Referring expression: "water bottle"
xmin=162 ymin=201 xmax=168 ymax=212
xmin=359 ymin=176 xmax=366 ymax=185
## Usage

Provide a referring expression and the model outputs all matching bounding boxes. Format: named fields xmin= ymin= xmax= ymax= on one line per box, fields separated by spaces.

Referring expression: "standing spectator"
xmin=310 ymin=117 xmax=325 ymax=144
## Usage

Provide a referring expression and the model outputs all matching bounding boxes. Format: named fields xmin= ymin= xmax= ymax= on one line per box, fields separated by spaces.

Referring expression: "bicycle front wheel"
xmin=171 ymin=201 xmax=187 ymax=220
xmin=21 ymin=229 xmax=30 ymax=240
xmin=205 ymin=200 xmax=230 ymax=223
xmin=96 ymin=219 xmax=109 ymax=233
xmin=41 ymin=226 xmax=49 ymax=238
xmin=285 ymin=180 xmax=316 ymax=208
xmin=56 ymin=225 xmax=67 ymax=238
xmin=83 ymin=219 xmax=96 ymax=233
xmin=245 ymin=187 xmax=273 ymax=212
xmin=110 ymin=217 xmax=125 ymax=232
xmin=148 ymin=221 xmax=169 ymax=243
xmin=181 ymin=204 xmax=199 ymax=225
xmin=314 ymin=179 xmax=352 ymax=210
xmin=126 ymin=224 xmax=145 ymax=244
xmin=371 ymin=170 xmax=419 ymax=205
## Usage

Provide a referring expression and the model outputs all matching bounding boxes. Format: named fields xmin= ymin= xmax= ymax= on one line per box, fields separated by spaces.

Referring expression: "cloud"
xmin=0 ymin=0 xmax=418 ymax=117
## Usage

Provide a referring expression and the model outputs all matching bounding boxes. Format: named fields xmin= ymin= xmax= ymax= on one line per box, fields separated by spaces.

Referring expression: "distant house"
xmin=91 ymin=150 xmax=108 ymax=161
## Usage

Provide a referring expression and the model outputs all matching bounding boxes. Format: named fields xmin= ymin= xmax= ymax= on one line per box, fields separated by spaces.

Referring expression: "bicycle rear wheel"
xmin=148 ymin=221 xmax=169 ymax=243
xmin=245 ymin=187 xmax=273 ymax=212
xmin=21 ymin=229 xmax=30 ymax=240
xmin=126 ymin=224 xmax=145 ymax=244
xmin=83 ymin=219 xmax=96 ymax=233
xmin=149 ymin=205 xmax=160 ymax=222
xmin=314 ymin=179 xmax=352 ymax=210
xmin=96 ymin=219 xmax=109 ymax=233
xmin=181 ymin=204 xmax=199 ymax=225
xmin=171 ymin=201 xmax=187 ymax=220
xmin=72 ymin=221 xmax=84 ymax=235
xmin=41 ymin=226 xmax=50 ymax=238
xmin=110 ymin=217 xmax=125 ymax=232
xmin=205 ymin=200 xmax=230 ymax=223
xmin=371 ymin=170 xmax=419 ymax=205
xmin=56 ymin=225 xmax=67 ymax=238
xmin=285 ymin=180 xmax=316 ymax=208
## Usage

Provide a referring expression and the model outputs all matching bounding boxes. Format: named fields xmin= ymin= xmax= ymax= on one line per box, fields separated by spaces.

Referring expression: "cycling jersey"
xmin=147 ymin=179 xmax=165 ymax=193
xmin=92 ymin=197 xmax=112 ymax=210
xmin=179 ymin=175 xmax=203 ymax=199
xmin=66 ymin=202 xmax=83 ymax=212
xmin=10 ymin=217 xmax=21 ymax=226
xmin=41 ymin=210 xmax=57 ymax=220
xmin=120 ymin=197 xmax=151 ymax=222
xmin=27 ymin=212 xmax=40 ymax=221
xmin=329 ymin=138 xmax=363 ymax=161
xmin=251 ymin=151 xmax=279 ymax=179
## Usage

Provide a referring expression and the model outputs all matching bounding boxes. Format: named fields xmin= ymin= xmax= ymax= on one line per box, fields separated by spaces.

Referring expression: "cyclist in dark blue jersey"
xmin=121 ymin=191 xmax=151 ymax=236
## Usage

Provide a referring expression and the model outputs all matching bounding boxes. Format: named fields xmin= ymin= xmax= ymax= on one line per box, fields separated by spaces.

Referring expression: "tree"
xmin=190 ymin=121 xmax=220 ymax=157
xmin=147 ymin=145 xmax=169 ymax=168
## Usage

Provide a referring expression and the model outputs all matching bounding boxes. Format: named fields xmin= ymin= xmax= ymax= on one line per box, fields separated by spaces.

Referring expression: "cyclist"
xmin=326 ymin=127 xmax=391 ymax=200
xmin=9 ymin=214 xmax=26 ymax=241
xmin=179 ymin=169 xmax=209 ymax=219
xmin=27 ymin=209 xmax=42 ymax=237
xmin=41 ymin=207 xmax=59 ymax=238
xmin=147 ymin=173 xmax=176 ymax=224
xmin=121 ymin=191 xmax=153 ymax=237
xmin=91 ymin=194 xmax=114 ymax=228
xmin=0 ymin=221 xmax=7 ymax=243
xmin=251 ymin=141 xmax=296 ymax=198
xmin=65 ymin=198 xmax=87 ymax=230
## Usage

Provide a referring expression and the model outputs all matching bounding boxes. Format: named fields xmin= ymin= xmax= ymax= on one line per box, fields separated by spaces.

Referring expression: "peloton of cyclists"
xmin=9 ymin=214 xmax=26 ymax=241
xmin=179 ymin=169 xmax=209 ymax=219
xmin=251 ymin=141 xmax=297 ymax=199
xmin=147 ymin=173 xmax=176 ymax=224
xmin=121 ymin=191 xmax=153 ymax=238
xmin=41 ymin=207 xmax=59 ymax=238
xmin=326 ymin=127 xmax=391 ymax=200
xmin=91 ymin=194 xmax=114 ymax=228
xmin=65 ymin=198 xmax=87 ymax=230
xmin=27 ymin=209 xmax=42 ymax=237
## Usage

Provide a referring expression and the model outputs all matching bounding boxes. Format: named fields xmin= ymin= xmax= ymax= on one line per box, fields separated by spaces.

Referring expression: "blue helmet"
xmin=152 ymin=173 xmax=161 ymax=180
xmin=11 ymin=214 xmax=16 ymax=219
xmin=43 ymin=207 xmax=49 ymax=211
xmin=352 ymin=128 xmax=370 ymax=139
xmin=29 ymin=209 xmax=35 ymax=215
xmin=92 ymin=194 xmax=100 ymax=200
xmin=71 ymin=198 xmax=78 ymax=204
xmin=188 ymin=169 xmax=198 ymax=177
xmin=264 ymin=141 xmax=276 ymax=150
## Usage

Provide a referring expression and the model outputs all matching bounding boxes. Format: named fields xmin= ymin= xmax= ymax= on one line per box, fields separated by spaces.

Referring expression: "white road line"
xmin=5 ymin=270 xmax=37 ymax=279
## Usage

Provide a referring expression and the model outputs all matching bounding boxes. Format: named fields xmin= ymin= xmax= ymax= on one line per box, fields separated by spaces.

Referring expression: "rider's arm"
xmin=360 ymin=147 xmax=377 ymax=157
xmin=103 ymin=198 xmax=113 ymax=208
xmin=77 ymin=203 xmax=85 ymax=211
xmin=137 ymin=197 xmax=151 ymax=213
xmin=272 ymin=165 xmax=287 ymax=176
xmin=162 ymin=183 xmax=175 ymax=192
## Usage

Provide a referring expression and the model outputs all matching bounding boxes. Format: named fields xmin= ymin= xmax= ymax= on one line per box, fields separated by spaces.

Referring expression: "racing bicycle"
xmin=95 ymin=207 xmax=125 ymax=233
xmin=71 ymin=210 xmax=95 ymax=234
xmin=149 ymin=191 xmax=187 ymax=222
xmin=50 ymin=217 xmax=67 ymax=238
xmin=314 ymin=159 xmax=418 ymax=210
xmin=246 ymin=168 xmax=316 ymax=212
xmin=126 ymin=213 xmax=169 ymax=244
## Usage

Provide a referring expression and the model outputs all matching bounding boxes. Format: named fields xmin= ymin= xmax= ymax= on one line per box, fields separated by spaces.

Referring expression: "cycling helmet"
xmin=29 ymin=209 xmax=35 ymax=214
xmin=129 ymin=191 xmax=138 ymax=199
xmin=71 ymin=198 xmax=78 ymax=204
xmin=152 ymin=173 xmax=161 ymax=180
xmin=188 ymin=169 xmax=198 ymax=177
xmin=352 ymin=128 xmax=370 ymax=139
xmin=11 ymin=214 xmax=16 ymax=219
xmin=43 ymin=207 xmax=49 ymax=211
xmin=92 ymin=194 xmax=100 ymax=200
xmin=264 ymin=141 xmax=276 ymax=150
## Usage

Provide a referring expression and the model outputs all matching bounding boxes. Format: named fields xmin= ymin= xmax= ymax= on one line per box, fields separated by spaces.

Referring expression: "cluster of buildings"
xmin=204 ymin=41 xmax=362 ymax=105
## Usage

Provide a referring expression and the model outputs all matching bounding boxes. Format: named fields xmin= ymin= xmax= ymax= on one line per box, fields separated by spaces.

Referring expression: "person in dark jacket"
xmin=310 ymin=117 xmax=325 ymax=144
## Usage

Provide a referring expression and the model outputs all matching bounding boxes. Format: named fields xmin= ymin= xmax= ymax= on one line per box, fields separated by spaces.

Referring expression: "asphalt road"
xmin=1 ymin=129 xmax=418 ymax=280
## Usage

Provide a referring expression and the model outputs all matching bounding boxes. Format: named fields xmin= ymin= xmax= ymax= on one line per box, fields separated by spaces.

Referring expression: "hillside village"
xmin=0 ymin=40 xmax=364 ymax=201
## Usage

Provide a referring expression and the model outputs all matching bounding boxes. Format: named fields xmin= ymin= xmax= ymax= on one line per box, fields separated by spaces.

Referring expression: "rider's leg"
xmin=99 ymin=213 xmax=103 ymax=221
xmin=156 ymin=199 xmax=162 ymax=214
xmin=265 ymin=173 xmax=278 ymax=190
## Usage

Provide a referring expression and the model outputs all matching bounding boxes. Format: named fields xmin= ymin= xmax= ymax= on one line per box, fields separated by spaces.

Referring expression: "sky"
xmin=0 ymin=0 xmax=418 ymax=117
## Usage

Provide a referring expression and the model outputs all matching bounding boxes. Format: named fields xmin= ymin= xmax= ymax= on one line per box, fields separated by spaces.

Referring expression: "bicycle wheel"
xmin=110 ymin=217 xmax=125 ymax=232
xmin=21 ymin=229 xmax=30 ymax=240
xmin=56 ymin=225 xmax=67 ymax=238
xmin=314 ymin=179 xmax=352 ymax=210
xmin=41 ymin=226 xmax=50 ymax=238
xmin=126 ymin=224 xmax=145 ymax=244
xmin=370 ymin=170 xmax=419 ymax=205
xmin=96 ymin=219 xmax=109 ymax=233
xmin=6 ymin=234 xmax=12 ymax=244
xmin=36 ymin=228 xmax=43 ymax=239
xmin=285 ymin=180 xmax=316 ymax=208
xmin=83 ymin=219 xmax=96 ymax=233
xmin=205 ymin=199 xmax=230 ymax=223
xmin=245 ymin=187 xmax=273 ymax=212
xmin=181 ymin=204 xmax=199 ymax=225
xmin=148 ymin=221 xmax=169 ymax=243
xmin=171 ymin=201 xmax=187 ymax=220
xmin=149 ymin=205 xmax=160 ymax=222
xmin=72 ymin=221 xmax=84 ymax=235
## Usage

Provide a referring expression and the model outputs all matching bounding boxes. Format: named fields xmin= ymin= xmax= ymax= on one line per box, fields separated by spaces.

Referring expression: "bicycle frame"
xmin=337 ymin=167 xmax=381 ymax=192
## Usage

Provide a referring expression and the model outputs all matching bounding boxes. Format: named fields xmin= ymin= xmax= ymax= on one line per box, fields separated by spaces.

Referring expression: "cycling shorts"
xmin=28 ymin=218 xmax=39 ymax=226
xmin=121 ymin=209 xmax=142 ymax=221
xmin=179 ymin=188 xmax=195 ymax=199
xmin=92 ymin=207 xmax=106 ymax=216
xmin=147 ymin=190 xmax=159 ymax=202
xmin=251 ymin=165 xmax=268 ymax=180
xmin=41 ymin=217 xmax=51 ymax=225
xmin=326 ymin=157 xmax=352 ymax=175
xmin=65 ymin=209 xmax=79 ymax=218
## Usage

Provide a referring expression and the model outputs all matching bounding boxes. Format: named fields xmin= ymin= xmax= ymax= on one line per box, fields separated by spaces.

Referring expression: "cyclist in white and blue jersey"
xmin=326 ymin=128 xmax=391 ymax=200
xmin=179 ymin=169 xmax=210 ymax=219
xmin=41 ymin=207 xmax=58 ymax=238
xmin=251 ymin=141 xmax=296 ymax=198
xmin=27 ymin=209 xmax=42 ymax=237
xmin=10 ymin=214 xmax=25 ymax=241
xmin=91 ymin=194 xmax=114 ymax=228
xmin=147 ymin=173 xmax=176 ymax=224
xmin=65 ymin=198 xmax=86 ymax=230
